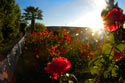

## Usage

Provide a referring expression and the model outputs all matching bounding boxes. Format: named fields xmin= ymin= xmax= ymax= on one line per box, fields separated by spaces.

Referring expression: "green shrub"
xmin=34 ymin=23 xmax=47 ymax=32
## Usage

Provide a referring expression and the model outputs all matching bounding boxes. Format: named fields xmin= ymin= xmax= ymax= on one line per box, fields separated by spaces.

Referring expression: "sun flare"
xmin=69 ymin=0 xmax=107 ymax=32
xmin=90 ymin=0 xmax=107 ymax=32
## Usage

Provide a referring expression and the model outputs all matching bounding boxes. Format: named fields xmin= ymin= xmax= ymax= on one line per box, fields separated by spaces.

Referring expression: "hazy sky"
xmin=16 ymin=0 xmax=125 ymax=30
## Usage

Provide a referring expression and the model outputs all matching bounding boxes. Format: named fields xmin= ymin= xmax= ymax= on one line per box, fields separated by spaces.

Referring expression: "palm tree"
xmin=23 ymin=6 xmax=43 ymax=32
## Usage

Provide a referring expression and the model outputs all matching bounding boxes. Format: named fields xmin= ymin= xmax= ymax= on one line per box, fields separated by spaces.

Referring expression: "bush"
xmin=34 ymin=23 xmax=47 ymax=32
xmin=26 ymin=23 xmax=46 ymax=33
xmin=15 ymin=28 xmax=95 ymax=82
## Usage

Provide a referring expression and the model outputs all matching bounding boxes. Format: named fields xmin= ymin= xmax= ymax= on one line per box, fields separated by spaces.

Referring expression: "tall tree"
xmin=0 ymin=0 xmax=21 ymax=40
xmin=23 ymin=6 xmax=43 ymax=32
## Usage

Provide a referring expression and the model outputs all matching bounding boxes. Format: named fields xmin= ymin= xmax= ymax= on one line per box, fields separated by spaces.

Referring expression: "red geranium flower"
xmin=85 ymin=44 xmax=90 ymax=49
xmin=23 ymin=46 xmax=28 ymax=50
xmin=106 ymin=8 xmax=123 ymax=21
xmin=38 ymin=32 xmax=42 ymax=35
xmin=34 ymin=48 xmax=38 ymax=51
xmin=113 ymin=49 xmax=125 ymax=60
xmin=58 ymin=37 xmax=63 ymax=42
xmin=64 ymin=35 xmax=70 ymax=43
xmin=36 ymin=38 xmax=41 ymax=41
xmin=102 ymin=8 xmax=124 ymax=32
xmin=51 ymin=46 xmax=55 ymax=52
xmin=32 ymin=32 xmax=36 ymax=35
xmin=76 ymin=28 xmax=80 ymax=32
xmin=44 ymin=30 xmax=48 ymax=35
xmin=104 ymin=24 xmax=118 ymax=32
xmin=50 ymin=52 xmax=53 ymax=56
xmin=63 ymin=29 xmax=67 ymax=33
xmin=81 ymin=51 xmax=90 ymax=56
xmin=61 ymin=48 xmax=66 ymax=53
xmin=48 ymin=29 xmax=53 ymax=34
xmin=57 ymin=50 xmax=61 ymax=55
xmin=44 ymin=57 xmax=71 ymax=80
xmin=47 ymin=35 xmax=50 ymax=38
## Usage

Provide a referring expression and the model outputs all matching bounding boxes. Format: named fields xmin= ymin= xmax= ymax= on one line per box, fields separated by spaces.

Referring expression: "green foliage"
xmin=84 ymin=79 xmax=96 ymax=83
xmin=34 ymin=23 xmax=46 ymax=32
xmin=102 ymin=43 xmax=112 ymax=54
xmin=88 ymin=29 xmax=125 ymax=83
xmin=116 ymin=43 xmax=125 ymax=52
xmin=58 ymin=73 xmax=77 ymax=83
xmin=109 ymin=32 xmax=115 ymax=43
xmin=0 ymin=0 xmax=21 ymax=40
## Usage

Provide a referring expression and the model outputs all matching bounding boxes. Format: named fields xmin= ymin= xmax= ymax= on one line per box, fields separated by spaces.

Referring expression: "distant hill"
xmin=46 ymin=26 xmax=90 ymax=30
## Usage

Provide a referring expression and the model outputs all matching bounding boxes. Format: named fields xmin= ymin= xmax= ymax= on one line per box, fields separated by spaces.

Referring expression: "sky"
xmin=16 ymin=0 xmax=125 ymax=31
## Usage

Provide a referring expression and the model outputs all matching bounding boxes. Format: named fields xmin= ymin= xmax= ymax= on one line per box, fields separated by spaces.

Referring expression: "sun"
xmin=69 ymin=0 xmax=107 ymax=32
xmin=88 ymin=12 xmax=104 ymax=32
xmin=69 ymin=11 xmax=105 ymax=32
xmin=87 ymin=0 xmax=107 ymax=32
xmin=90 ymin=0 xmax=107 ymax=31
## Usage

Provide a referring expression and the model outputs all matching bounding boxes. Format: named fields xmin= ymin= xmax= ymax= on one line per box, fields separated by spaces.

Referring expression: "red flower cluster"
xmin=57 ymin=35 xmax=70 ymax=43
xmin=102 ymin=8 xmax=124 ymax=32
xmin=44 ymin=57 xmax=71 ymax=79
xmin=38 ymin=32 xmax=42 ymax=35
xmin=81 ymin=44 xmax=94 ymax=62
xmin=75 ymin=28 xmax=80 ymax=32
xmin=64 ymin=35 xmax=70 ymax=43
xmin=113 ymin=49 xmax=125 ymax=60
xmin=50 ymin=46 xmax=55 ymax=56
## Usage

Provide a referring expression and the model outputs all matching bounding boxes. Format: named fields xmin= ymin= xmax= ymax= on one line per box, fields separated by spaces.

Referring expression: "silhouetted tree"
xmin=23 ymin=6 xmax=43 ymax=32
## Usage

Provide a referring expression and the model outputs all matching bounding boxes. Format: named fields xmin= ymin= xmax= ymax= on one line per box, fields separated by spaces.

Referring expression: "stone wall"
xmin=0 ymin=36 xmax=25 ymax=83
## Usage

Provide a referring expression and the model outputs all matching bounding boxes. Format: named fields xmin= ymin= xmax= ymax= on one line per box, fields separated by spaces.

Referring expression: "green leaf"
xmin=90 ymin=66 xmax=100 ymax=75
xmin=118 ymin=76 xmax=125 ymax=83
xmin=84 ymin=79 xmax=95 ymax=83
xmin=109 ymin=33 xmax=115 ymax=43
xmin=70 ymin=74 xmax=78 ymax=81
xmin=104 ymin=71 xmax=109 ymax=78
xmin=112 ymin=65 xmax=119 ymax=77
xmin=94 ymin=50 xmax=101 ymax=57
xmin=107 ymin=64 xmax=114 ymax=71
xmin=88 ymin=56 xmax=102 ymax=67
xmin=68 ymin=80 xmax=73 ymax=83
xmin=102 ymin=43 xmax=112 ymax=54
xmin=116 ymin=44 xmax=125 ymax=52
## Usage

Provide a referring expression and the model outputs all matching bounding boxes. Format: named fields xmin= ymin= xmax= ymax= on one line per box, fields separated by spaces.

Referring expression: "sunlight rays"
xmin=69 ymin=0 xmax=107 ymax=32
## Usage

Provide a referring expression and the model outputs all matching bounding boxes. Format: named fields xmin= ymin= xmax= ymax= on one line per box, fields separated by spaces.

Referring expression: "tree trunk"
xmin=31 ymin=15 xmax=35 ymax=32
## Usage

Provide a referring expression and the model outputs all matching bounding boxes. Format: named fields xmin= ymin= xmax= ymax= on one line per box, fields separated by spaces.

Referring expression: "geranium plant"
xmin=85 ymin=1 xmax=125 ymax=83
